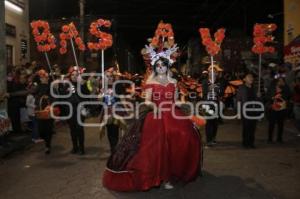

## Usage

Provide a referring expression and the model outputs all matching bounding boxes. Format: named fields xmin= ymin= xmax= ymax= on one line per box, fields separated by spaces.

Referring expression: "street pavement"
xmin=0 ymin=119 xmax=299 ymax=199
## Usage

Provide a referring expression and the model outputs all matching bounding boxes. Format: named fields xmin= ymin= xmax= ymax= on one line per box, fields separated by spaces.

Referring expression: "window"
xmin=6 ymin=45 xmax=13 ymax=67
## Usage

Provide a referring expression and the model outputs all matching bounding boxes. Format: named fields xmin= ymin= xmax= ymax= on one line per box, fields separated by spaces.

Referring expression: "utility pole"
xmin=0 ymin=0 xmax=7 ymax=110
xmin=79 ymin=0 xmax=85 ymax=66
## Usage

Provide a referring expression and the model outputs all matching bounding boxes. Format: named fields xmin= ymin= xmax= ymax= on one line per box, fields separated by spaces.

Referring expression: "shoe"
xmin=45 ymin=148 xmax=51 ymax=154
xmin=163 ymin=182 xmax=174 ymax=190
xmin=249 ymin=145 xmax=256 ymax=149
xmin=79 ymin=150 xmax=85 ymax=155
xmin=212 ymin=141 xmax=217 ymax=145
xmin=33 ymin=139 xmax=44 ymax=144
xmin=71 ymin=148 xmax=78 ymax=154
xmin=206 ymin=142 xmax=213 ymax=147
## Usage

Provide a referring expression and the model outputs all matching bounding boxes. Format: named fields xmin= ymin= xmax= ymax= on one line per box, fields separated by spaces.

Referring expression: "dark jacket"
xmin=67 ymin=81 xmax=90 ymax=107
xmin=7 ymin=81 xmax=28 ymax=108
xmin=236 ymin=84 xmax=261 ymax=118
xmin=35 ymin=83 xmax=51 ymax=110
xmin=201 ymin=79 xmax=225 ymax=101
xmin=236 ymin=84 xmax=257 ymax=105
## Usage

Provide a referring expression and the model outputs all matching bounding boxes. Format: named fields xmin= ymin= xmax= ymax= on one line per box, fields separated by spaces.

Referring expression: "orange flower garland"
xmin=199 ymin=28 xmax=225 ymax=56
xmin=59 ymin=22 xmax=86 ymax=55
xmin=30 ymin=20 xmax=56 ymax=52
xmin=151 ymin=21 xmax=174 ymax=47
xmin=87 ymin=19 xmax=113 ymax=51
xmin=252 ymin=23 xmax=277 ymax=54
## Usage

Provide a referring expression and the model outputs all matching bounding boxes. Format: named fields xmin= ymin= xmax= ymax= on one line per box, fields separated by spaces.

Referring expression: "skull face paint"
xmin=155 ymin=60 xmax=168 ymax=75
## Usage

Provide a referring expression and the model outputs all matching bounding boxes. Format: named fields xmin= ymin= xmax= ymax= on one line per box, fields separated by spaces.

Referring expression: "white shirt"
xmin=26 ymin=94 xmax=36 ymax=117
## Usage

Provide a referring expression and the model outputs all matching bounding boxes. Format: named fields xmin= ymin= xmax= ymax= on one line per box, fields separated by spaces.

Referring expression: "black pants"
xmin=205 ymin=118 xmax=219 ymax=143
xmin=107 ymin=123 xmax=119 ymax=153
xmin=68 ymin=115 xmax=85 ymax=152
xmin=268 ymin=110 xmax=286 ymax=142
xmin=242 ymin=118 xmax=257 ymax=147
xmin=8 ymin=104 xmax=21 ymax=134
xmin=38 ymin=119 xmax=53 ymax=149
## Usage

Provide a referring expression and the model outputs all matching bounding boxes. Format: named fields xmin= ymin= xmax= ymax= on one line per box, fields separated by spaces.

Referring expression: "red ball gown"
xmin=103 ymin=83 xmax=202 ymax=191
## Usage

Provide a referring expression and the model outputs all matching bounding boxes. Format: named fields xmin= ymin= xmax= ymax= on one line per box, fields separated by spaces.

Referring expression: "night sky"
xmin=29 ymin=0 xmax=283 ymax=70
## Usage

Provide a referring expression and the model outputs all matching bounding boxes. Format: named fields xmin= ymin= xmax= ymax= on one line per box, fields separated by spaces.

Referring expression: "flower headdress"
xmin=143 ymin=44 xmax=179 ymax=66
xmin=141 ymin=21 xmax=179 ymax=67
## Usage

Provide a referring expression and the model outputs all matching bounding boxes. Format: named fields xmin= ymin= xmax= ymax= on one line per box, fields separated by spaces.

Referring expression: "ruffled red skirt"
xmin=103 ymin=109 xmax=202 ymax=191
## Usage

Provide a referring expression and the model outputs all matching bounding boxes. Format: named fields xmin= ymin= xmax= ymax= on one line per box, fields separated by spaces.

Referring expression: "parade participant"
xmin=6 ymin=72 xmax=29 ymax=134
xmin=99 ymin=68 xmax=126 ymax=153
xmin=26 ymin=89 xmax=43 ymax=143
xmin=66 ymin=66 xmax=90 ymax=155
xmin=236 ymin=72 xmax=258 ymax=149
xmin=34 ymin=69 xmax=54 ymax=154
xmin=102 ymin=44 xmax=203 ymax=191
xmin=201 ymin=64 xmax=224 ymax=147
xmin=266 ymin=77 xmax=291 ymax=143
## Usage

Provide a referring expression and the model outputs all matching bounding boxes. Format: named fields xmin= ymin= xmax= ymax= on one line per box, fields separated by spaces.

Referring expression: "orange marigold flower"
xmin=62 ymin=25 xmax=70 ymax=33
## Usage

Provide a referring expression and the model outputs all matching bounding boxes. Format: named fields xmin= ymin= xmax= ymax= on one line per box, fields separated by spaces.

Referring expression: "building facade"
xmin=5 ymin=0 xmax=30 ymax=67
xmin=284 ymin=0 xmax=300 ymax=67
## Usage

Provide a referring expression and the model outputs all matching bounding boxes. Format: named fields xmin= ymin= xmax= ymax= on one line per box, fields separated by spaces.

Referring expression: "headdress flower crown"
xmin=141 ymin=21 xmax=179 ymax=67
xmin=144 ymin=44 xmax=178 ymax=66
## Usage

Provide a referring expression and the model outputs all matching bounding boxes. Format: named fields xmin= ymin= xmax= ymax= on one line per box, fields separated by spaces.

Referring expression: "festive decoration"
xmin=252 ymin=23 xmax=277 ymax=54
xmin=190 ymin=115 xmax=206 ymax=127
xmin=143 ymin=44 xmax=179 ymax=66
xmin=272 ymin=93 xmax=287 ymax=111
xmin=251 ymin=23 xmax=277 ymax=96
xmin=87 ymin=19 xmax=113 ymax=51
xmin=178 ymin=76 xmax=203 ymax=99
xmin=199 ymin=28 xmax=225 ymax=88
xmin=30 ymin=20 xmax=56 ymax=75
xmin=59 ymin=22 xmax=86 ymax=66
xmin=30 ymin=20 xmax=56 ymax=52
xmin=59 ymin=22 xmax=86 ymax=55
xmin=87 ymin=19 xmax=113 ymax=91
xmin=150 ymin=21 xmax=175 ymax=48
xmin=199 ymin=28 xmax=226 ymax=56
xmin=141 ymin=21 xmax=179 ymax=70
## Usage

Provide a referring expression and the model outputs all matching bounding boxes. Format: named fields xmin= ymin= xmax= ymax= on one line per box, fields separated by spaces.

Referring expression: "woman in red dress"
xmin=102 ymin=54 xmax=203 ymax=191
